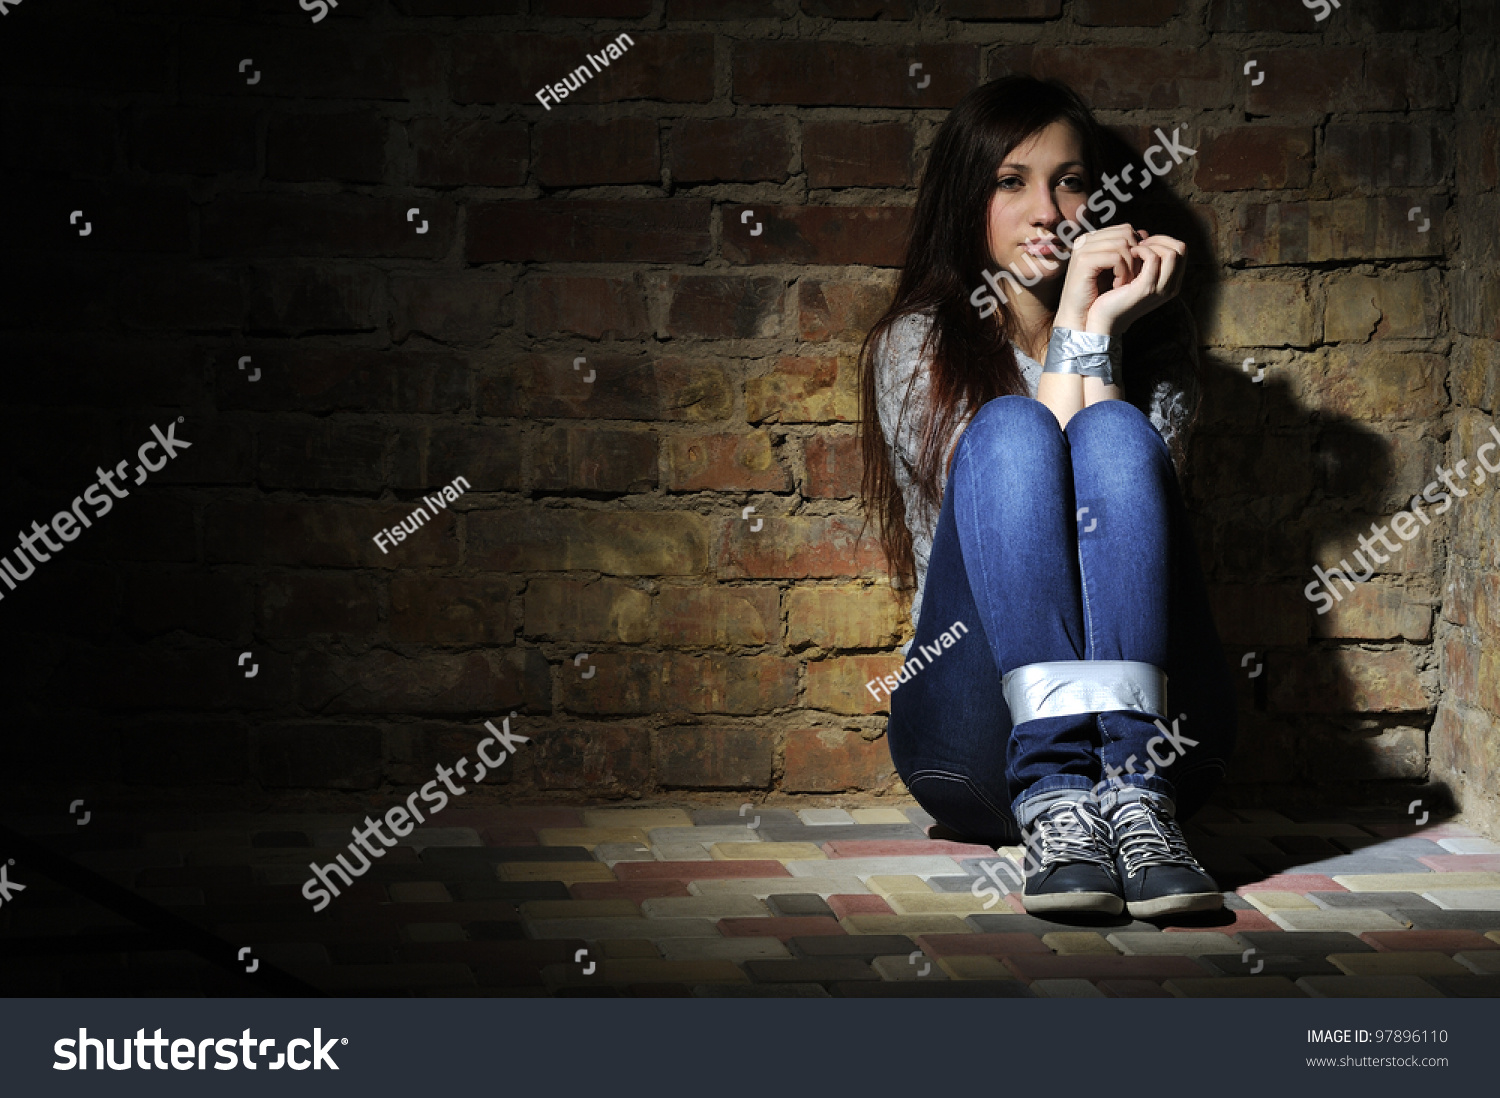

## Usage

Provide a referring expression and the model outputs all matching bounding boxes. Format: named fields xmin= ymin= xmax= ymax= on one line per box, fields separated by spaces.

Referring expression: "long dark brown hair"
xmin=855 ymin=74 xmax=1197 ymax=604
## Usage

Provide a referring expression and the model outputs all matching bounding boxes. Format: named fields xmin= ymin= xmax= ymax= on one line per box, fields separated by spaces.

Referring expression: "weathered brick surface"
xmin=0 ymin=1 xmax=1485 ymax=822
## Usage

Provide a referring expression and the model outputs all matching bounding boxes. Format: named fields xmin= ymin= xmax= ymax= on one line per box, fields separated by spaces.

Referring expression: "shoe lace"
xmin=1027 ymin=801 xmax=1115 ymax=869
xmin=1114 ymin=799 xmax=1204 ymax=877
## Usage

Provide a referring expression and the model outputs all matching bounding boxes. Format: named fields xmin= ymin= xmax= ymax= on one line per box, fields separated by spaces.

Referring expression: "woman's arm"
xmin=1039 ymin=229 xmax=1185 ymax=427
xmin=1036 ymin=310 xmax=1123 ymax=428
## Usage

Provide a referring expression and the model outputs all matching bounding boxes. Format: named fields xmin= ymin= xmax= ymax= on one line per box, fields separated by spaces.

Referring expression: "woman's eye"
xmin=995 ymin=178 xmax=1021 ymax=190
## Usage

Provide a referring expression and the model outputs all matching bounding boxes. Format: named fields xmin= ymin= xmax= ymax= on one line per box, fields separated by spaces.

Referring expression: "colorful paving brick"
xmin=5 ymin=801 xmax=1498 ymax=996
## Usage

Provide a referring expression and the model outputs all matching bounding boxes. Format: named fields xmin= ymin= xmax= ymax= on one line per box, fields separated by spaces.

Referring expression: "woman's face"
xmin=984 ymin=120 xmax=1090 ymax=281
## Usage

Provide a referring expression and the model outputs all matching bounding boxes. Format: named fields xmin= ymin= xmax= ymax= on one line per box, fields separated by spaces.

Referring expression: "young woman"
xmin=857 ymin=75 xmax=1237 ymax=918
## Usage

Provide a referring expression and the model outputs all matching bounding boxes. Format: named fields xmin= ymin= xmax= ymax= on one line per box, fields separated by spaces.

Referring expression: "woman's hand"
xmin=1054 ymin=226 xmax=1186 ymax=336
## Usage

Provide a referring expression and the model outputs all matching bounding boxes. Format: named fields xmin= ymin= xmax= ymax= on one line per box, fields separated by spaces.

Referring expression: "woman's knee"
xmin=902 ymin=766 xmax=1021 ymax=845
xmin=955 ymin=395 xmax=1063 ymax=468
xmin=1065 ymin=399 xmax=1168 ymax=461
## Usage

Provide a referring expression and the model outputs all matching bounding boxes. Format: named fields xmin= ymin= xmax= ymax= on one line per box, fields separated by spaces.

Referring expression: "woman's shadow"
xmin=1114 ymin=128 xmax=1461 ymax=908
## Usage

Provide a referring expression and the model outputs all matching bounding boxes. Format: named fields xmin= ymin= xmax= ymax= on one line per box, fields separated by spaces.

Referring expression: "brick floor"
xmin=5 ymin=801 xmax=1498 ymax=996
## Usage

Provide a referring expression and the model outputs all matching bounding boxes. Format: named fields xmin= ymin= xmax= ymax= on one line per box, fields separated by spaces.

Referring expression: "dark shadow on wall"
xmin=1089 ymin=124 xmax=1451 ymax=824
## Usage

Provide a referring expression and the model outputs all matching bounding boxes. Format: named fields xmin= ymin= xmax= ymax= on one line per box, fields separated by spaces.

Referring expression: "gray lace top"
xmin=871 ymin=308 xmax=1201 ymax=656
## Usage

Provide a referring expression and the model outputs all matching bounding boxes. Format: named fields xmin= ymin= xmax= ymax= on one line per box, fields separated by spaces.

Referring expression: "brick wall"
xmin=1432 ymin=0 xmax=1500 ymax=835
xmin=0 ymin=1 xmax=1489 ymax=823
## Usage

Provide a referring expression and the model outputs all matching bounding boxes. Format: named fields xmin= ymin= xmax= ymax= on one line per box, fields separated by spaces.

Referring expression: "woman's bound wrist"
xmin=1043 ymin=327 xmax=1121 ymax=386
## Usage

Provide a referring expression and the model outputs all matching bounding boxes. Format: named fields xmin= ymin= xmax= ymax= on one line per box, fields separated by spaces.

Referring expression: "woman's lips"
xmin=1022 ymin=239 xmax=1061 ymax=257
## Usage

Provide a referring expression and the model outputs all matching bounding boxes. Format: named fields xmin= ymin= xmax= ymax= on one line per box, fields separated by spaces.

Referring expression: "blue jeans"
xmin=885 ymin=395 xmax=1236 ymax=846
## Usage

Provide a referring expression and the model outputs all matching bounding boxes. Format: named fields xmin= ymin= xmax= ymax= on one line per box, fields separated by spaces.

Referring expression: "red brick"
xmin=1246 ymin=48 xmax=1454 ymax=114
xmin=1267 ymin=649 xmax=1429 ymax=714
xmin=797 ymin=278 xmax=894 ymax=343
xmin=614 ymin=860 xmax=791 ymax=880
xmin=1015 ymin=46 xmax=1226 ymax=110
xmin=480 ymin=354 xmax=733 ymax=422
xmin=409 ymin=119 xmax=527 ymax=187
xmin=534 ymin=118 xmax=659 ymax=186
xmin=1195 ymin=126 xmax=1314 ymax=192
xmin=803 ymin=121 xmax=915 ymax=188
xmin=655 ymin=585 xmax=781 ymax=647
xmin=803 ymin=434 xmax=864 ymax=499
xmin=246 ymin=264 xmax=384 ymax=336
xmin=297 ymin=648 xmax=547 ymax=715
xmin=1227 ymin=197 xmax=1447 ymax=267
xmin=531 ymin=725 xmax=652 ymax=792
xmin=1320 ymin=122 xmax=1450 ymax=194
xmin=717 ymin=516 xmax=885 ymax=578
xmin=670 ymin=117 xmax=790 ymax=183
xmin=783 ymin=729 xmax=897 ymax=793
xmin=665 ymin=431 xmax=790 ymax=493
xmin=469 ymin=510 xmax=711 ymax=575
xmin=719 ymin=916 xmax=845 ymax=939
xmin=1418 ymin=854 xmax=1500 ymax=872
xmin=826 ymin=894 xmax=893 ymax=919
xmin=561 ymin=655 xmax=797 ymax=716
xmin=534 ymin=427 xmax=659 ymax=493
xmin=1073 ymin=0 xmax=1178 ymax=27
xmin=524 ymin=578 xmax=652 ymax=644
xmin=468 ymin=200 xmax=711 ymax=264
xmin=913 ymin=933 xmax=1051 ymax=958
xmin=115 ymin=262 xmax=241 ymax=331
xmin=526 ymin=275 xmax=652 ymax=340
xmin=666 ymin=275 xmax=785 ymax=339
xmin=389 ymin=576 xmax=518 ymax=646
xmin=723 ymin=205 xmax=911 ymax=267
xmin=1234 ymin=874 xmax=1345 ymax=894
xmin=746 ymin=354 xmax=859 ymax=423
xmin=655 ymin=726 xmax=778 ymax=789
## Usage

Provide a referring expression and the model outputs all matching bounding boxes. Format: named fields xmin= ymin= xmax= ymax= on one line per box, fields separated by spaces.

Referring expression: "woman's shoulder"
xmin=878 ymin=308 xmax=938 ymax=355
xmin=872 ymin=308 xmax=939 ymax=388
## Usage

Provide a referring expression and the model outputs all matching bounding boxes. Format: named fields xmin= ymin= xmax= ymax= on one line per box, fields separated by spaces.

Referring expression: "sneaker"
xmin=1107 ymin=794 xmax=1223 ymax=917
xmin=1019 ymin=798 xmax=1124 ymax=916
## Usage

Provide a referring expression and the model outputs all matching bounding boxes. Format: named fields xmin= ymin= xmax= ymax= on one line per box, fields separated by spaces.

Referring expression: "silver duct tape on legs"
xmin=1001 ymin=660 xmax=1167 ymax=724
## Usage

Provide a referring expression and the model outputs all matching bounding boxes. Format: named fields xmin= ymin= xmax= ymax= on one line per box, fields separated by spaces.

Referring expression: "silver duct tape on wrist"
xmin=1001 ymin=660 xmax=1167 ymax=724
xmin=1042 ymin=327 xmax=1120 ymax=387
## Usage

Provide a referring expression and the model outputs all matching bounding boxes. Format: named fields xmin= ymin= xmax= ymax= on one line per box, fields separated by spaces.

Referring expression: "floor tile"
xmin=1296 ymin=975 xmax=1443 ymax=997
xmin=1328 ymin=951 xmax=1469 ymax=977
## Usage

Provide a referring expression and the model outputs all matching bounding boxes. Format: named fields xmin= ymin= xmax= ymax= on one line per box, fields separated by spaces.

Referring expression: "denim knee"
xmin=901 ymin=767 xmax=1022 ymax=846
xmin=1065 ymin=397 xmax=1170 ymax=460
xmin=953 ymin=395 xmax=1062 ymax=472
